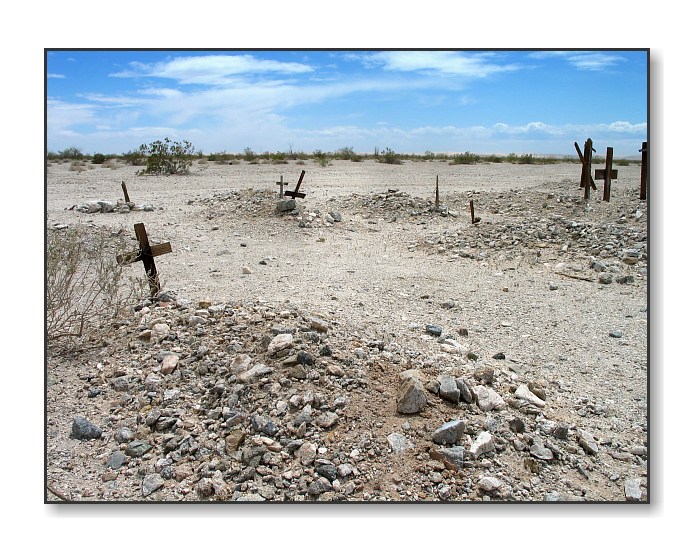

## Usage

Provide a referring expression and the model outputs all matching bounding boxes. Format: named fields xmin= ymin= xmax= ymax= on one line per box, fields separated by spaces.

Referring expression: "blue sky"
xmin=46 ymin=49 xmax=647 ymax=157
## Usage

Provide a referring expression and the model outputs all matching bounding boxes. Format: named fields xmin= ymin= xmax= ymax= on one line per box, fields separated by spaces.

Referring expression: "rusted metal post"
xmin=435 ymin=175 xmax=439 ymax=211
xmin=284 ymin=170 xmax=306 ymax=199
xmin=640 ymin=142 xmax=648 ymax=200
xmin=121 ymin=181 xmax=131 ymax=203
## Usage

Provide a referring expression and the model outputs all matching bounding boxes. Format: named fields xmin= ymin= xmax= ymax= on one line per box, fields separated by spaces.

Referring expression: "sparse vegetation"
xmin=378 ymin=147 xmax=402 ymax=165
xmin=137 ymin=137 xmax=196 ymax=175
xmin=313 ymin=150 xmax=331 ymax=167
xmin=92 ymin=153 xmax=107 ymax=164
xmin=243 ymin=147 xmax=257 ymax=162
xmin=450 ymin=152 xmax=481 ymax=165
xmin=46 ymin=226 xmax=147 ymax=352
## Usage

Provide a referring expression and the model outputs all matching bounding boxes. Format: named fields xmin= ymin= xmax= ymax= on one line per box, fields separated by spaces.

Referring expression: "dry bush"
xmin=46 ymin=226 xmax=147 ymax=352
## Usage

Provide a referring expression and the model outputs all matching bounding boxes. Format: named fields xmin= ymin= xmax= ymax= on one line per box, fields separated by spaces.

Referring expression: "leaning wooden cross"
xmin=284 ymin=170 xmax=306 ymax=199
xmin=574 ymin=140 xmax=597 ymax=198
xmin=116 ymin=223 xmax=172 ymax=297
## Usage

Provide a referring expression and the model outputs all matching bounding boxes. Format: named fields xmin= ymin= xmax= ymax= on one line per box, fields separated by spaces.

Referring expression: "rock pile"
xmin=47 ymin=290 xmax=647 ymax=502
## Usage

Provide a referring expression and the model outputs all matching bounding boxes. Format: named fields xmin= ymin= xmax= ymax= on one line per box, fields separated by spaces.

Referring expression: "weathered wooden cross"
xmin=116 ymin=223 xmax=172 ymax=298
xmin=121 ymin=180 xmax=131 ymax=203
xmin=276 ymin=175 xmax=289 ymax=198
xmin=595 ymin=147 xmax=618 ymax=202
xmin=283 ymin=170 xmax=306 ymax=199
xmin=575 ymin=138 xmax=597 ymax=200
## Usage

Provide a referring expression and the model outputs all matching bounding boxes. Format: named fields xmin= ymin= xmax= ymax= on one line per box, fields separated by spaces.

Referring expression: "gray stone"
xmin=308 ymin=477 xmax=333 ymax=495
xmin=107 ymin=451 xmax=127 ymax=470
xmin=530 ymin=443 xmax=554 ymax=461
xmin=150 ymin=323 xmax=170 ymax=343
xmin=438 ymin=375 xmax=460 ymax=403
xmin=577 ymin=429 xmax=599 ymax=456
xmin=297 ymin=442 xmax=317 ymax=465
xmin=241 ymin=444 xmax=267 ymax=467
xmin=396 ymin=377 xmax=428 ymax=414
xmin=515 ymin=384 xmax=546 ymax=408
xmin=71 ymin=416 xmax=102 ymax=440
xmin=432 ymin=420 xmax=467 ymax=445
xmin=624 ymin=478 xmax=643 ymax=501
xmin=276 ymin=199 xmax=296 ymax=212
xmin=470 ymin=431 xmax=496 ymax=459
xmin=268 ymin=333 xmax=293 ymax=355
xmin=329 ymin=211 xmax=342 ymax=222
xmin=316 ymin=412 xmax=339 ymax=429
xmin=125 ymin=440 xmax=152 ymax=458
xmin=251 ymin=414 xmax=279 ymax=437
xmin=114 ymin=427 xmax=134 ymax=444
xmin=142 ymin=474 xmax=165 ymax=496
xmin=293 ymin=404 xmax=313 ymax=427
xmin=609 ymin=330 xmax=623 ymax=338
xmin=477 ymin=476 xmax=504 ymax=493
xmin=456 ymin=377 xmax=474 ymax=403
xmin=472 ymin=385 xmax=506 ymax=411
xmin=429 ymin=446 xmax=469 ymax=471
xmin=598 ymin=273 xmax=613 ymax=284
xmin=425 ymin=324 xmax=442 ymax=337
xmin=316 ymin=464 xmax=338 ymax=482
xmin=237 ymin=363 xmax=273 ymax=383
xmin=387 ymin=432 xmax=414 ymax=453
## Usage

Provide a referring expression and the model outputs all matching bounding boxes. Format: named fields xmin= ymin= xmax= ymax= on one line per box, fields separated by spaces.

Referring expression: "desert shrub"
xmin=450 ymin=151 xmax=480 ymax=165
xmin=271 ymin=151 xmax=288 ymax=164
xmin=137 ymin=137 xmax=196 ymax=175
xmin=378 ymin=148 xmax=402 ymax=165
xmin=122 ymin=150 xmax=145 ymax=166
xmin=243 ymin=147 xmax=257 ymax=162
xmin=69 ymin=161 xmax=85 ymax=172
xmin=92 ymin=153 xmax=107 ymax=164
xmin=46 ymin=226 xmax=147 ymax=352
xmin=59 ymin=146 xmax=84 ymax=159
xmin=313 ymin=150 xmax=330 ymax=167
xmin=518 ymin=153 xmax=535 ymax=164
xmin=423 ymin=150 xmax=435 ymax=161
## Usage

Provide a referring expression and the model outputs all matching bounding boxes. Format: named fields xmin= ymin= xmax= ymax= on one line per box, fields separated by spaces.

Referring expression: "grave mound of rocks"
xmin=47 ymin=291 xmax=647 ymax=502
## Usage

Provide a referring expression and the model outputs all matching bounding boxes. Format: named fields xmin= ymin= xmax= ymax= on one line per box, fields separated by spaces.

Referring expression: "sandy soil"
xmin=45 ymin=158 xmax=648 ymax=502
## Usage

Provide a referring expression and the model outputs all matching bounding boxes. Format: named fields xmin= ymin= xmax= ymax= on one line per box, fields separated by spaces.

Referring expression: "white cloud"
xmin=528 ymin=51 xmax=627 ymax=71
xmin=359 ymin=51 xmax=522 ymax=77
xmin=47 ymin=73 xmax=65 ymax=79
xmin=111 ymin=54 xmax=314 ymax=85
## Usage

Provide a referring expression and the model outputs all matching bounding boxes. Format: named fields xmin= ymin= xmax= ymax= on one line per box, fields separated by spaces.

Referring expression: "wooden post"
xmin=435 ymin=175 xmax=440 ymax=211
xmin=470 ymin=200 xmax=476 ymax=224
xmin=603 ymin=147 xmax=614 ymax=202
xmin=575 ymin=142 xmax=597 ymax=192
xmin=121 ymin=181 xmax=131 ymax=203
xmin=582 ymin=138 xmax=595 ymax=201
xmin=640 ymin=142 xmax=648 ymax=200
xmin=116 ymin=223 xmax=172 ymax=298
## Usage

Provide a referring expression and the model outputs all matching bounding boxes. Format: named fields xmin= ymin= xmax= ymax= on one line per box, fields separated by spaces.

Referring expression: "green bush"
xmin=92 ymin=153 xmax=107 ymax=164
xmin=313 ymin=150 xmax=330 ymax=167
xmin=378 ymin=147 xmax=402 ymax=165
xmin=137 ymin=137 xmax=196 ymax=175
xmin=122 ymin=150 xmax=145 ymax=166
xmin=450 ymin=151 xmax=480 ymax=165
xmin=243 ymin=147 xmax=256 ymax=162
xmin=59 ymin=146 xmax=84 ymax=159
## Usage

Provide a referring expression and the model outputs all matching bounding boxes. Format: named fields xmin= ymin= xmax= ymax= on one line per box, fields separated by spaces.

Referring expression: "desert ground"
xmin=45 ymin=157 xmax=648 ymax=502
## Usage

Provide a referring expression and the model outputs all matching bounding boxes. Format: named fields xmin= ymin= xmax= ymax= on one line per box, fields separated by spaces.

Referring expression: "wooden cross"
xmin=116 ymin=223 xmax=172 ymax=298
xmin=284 ymin=170 xmax=306 ymax=199
xmin=121 ymin=180 xmax=131 ymax=203
xmin=276 ymin=175 xmax=289 ymax=199
xmin=595 ymin=147 xmax=618 ymax=202
xmin=575 ymin=139 xmax=597 ymax=200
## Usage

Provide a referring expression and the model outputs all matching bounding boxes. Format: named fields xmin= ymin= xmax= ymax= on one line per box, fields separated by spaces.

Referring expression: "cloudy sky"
xmin=46 ymin=49 xmax=647 ymax=157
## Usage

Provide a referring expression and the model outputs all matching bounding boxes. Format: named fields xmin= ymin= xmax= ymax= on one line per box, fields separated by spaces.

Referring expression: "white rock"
xmin=267 ymin=333 xmax=293 ymax=355
xmin=470 ymin=431 xmax=496 ymax=459
xmin=472 ymin=385 xmax=506 ymax=411
xmin=515 ymin=384 xmax=546 ymax=408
